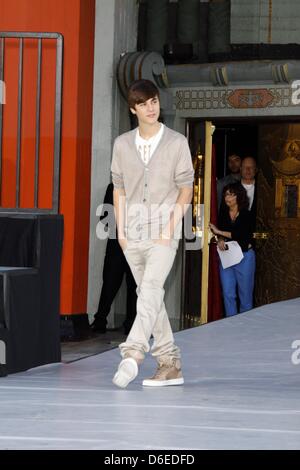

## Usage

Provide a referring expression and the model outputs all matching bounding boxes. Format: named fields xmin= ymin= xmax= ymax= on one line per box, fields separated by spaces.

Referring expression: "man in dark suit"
xmin=217 ymin=154 xmax=241 ymax=209
xmin=91 ymin=183 xmax=137 ymax=335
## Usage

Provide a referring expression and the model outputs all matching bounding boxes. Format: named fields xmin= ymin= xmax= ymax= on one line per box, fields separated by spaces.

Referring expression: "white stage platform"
xmin=0 ymin=298 xmax=300 ymax=450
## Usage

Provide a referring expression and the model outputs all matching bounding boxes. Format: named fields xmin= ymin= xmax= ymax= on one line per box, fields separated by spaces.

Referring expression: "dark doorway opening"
xmin=184 ymin=118 xmax=300 ymax=329
xmin=184 ymin=119 xmax=260 ymax=327
xmin=213 ymin=121 xmax=258 ymax=179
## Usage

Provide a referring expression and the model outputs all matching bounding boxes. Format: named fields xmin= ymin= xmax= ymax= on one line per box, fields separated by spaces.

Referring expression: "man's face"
xmin=130 ymin=96 xmax=160 ymax=125
xmin=228 ymin=155 xmax=241 ymax=174
xmin=241 ymin=157 xmax=257 ymax=181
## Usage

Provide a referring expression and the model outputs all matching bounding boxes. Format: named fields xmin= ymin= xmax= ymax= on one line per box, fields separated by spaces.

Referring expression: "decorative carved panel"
xmin=227 ymin=89 xmax=275 ymax=108
xmin=255 ymin=124 xmax=300 ymax=306
xmin=174 ymin=86 xmax=295 ymax=111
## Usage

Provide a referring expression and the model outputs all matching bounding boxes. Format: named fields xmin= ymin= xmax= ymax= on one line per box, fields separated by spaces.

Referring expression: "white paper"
xmin=217 ymin=241 xmax=244 ymax=269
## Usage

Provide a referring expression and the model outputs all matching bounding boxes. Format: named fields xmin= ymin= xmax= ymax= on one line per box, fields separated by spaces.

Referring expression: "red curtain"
xmin=207 ymin=144 xmax=223 ymax=321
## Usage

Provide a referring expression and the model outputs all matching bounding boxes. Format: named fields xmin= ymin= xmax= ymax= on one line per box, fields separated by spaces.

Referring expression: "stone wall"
xmin=87 ymin=0 xmax=138 ymax=325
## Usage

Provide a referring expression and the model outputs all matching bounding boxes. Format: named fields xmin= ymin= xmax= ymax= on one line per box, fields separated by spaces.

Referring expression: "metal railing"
xmin=0 ymin=32 xmax=63 ymax=214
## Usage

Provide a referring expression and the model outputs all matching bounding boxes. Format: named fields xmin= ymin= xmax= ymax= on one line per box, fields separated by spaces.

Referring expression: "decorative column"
xmin=146 ymin=0 xmax=168 ymax=54
xmin=87 ymin=0 xmax=138 ymax=327
xmin=208 ymin=0 xmax=230 ymax=58
xmin=177 ymin=0 xmax=200 ymax=48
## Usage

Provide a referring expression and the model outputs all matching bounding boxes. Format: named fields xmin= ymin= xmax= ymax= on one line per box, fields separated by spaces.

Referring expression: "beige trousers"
xmin=119 ymin=239 xmax=181 ymax=363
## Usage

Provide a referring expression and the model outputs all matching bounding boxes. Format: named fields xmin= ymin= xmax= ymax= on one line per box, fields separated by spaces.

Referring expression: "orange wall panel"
xmin=38 ymin=39 xmax=56 ymax=209
xmin=20 ymin=39 xmax=38 ymax=209
xmin=72 ymin=0 xmax=95 ymax=309
xmin=0 ymin=0 xmax=95 ymax=314
xmin=1 ymin=39 xmax=19 ymax=208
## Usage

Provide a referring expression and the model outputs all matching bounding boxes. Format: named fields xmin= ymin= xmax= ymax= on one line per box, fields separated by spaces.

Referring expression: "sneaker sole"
xmin=112 ymin=358 xmax=138 ymax=388
xmin=142 ymin=377 xmax=184 ymax=387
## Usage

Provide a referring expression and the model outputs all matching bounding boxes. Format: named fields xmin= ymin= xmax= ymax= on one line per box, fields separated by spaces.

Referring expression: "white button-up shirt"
xmin=242 ymin=182 xmax=255 ymax=209
xmin=135 ymin=124 xmax=164 ymax=165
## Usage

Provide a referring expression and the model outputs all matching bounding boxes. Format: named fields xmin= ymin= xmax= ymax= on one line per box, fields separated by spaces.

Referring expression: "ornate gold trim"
xmin=200 ymin=122 xmax=214 ymax=325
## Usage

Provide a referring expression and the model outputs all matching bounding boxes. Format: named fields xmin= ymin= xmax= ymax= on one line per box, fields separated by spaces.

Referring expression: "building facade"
xmin=1 ymin=0 xmax=300 ymax=335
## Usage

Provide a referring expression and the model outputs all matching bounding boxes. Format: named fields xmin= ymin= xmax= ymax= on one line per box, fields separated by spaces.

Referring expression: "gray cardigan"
xmin=111 ymin=126 xmax=194 ymax=240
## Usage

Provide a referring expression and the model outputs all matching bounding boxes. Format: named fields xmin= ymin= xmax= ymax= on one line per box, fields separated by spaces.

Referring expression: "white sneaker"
xmin=112 ymin=357 xmax=138 ymax=388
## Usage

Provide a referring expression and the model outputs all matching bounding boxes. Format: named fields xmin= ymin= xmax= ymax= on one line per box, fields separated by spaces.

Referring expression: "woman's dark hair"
xmin=127 ymin=79 xmax=160 ymax=109
xmin=222 ymin=183 xmax=249 ymax=211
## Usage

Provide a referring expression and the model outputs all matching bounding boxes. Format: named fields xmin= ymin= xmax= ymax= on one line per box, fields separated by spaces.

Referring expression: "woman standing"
xmin=209 ymin=183 xmax=255 ymax=317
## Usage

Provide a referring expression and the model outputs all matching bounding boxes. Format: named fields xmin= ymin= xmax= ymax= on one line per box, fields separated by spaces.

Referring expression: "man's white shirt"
xmin=242 ymin=182 xmax=255 ymax=209
xmin=135 ymin=123 xmax=164 ymax=165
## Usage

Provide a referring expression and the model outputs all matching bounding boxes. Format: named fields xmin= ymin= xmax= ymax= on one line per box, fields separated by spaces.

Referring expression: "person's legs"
xmin=219 ymin=263 xmax=238 ymax=316
xmin=112 ymin=241 xmax=146 ymax=388
xmin=142 ymin=283 xmax=183 ymax=387
xmin=120 ymin=240 xmax=177 ymax=354
xmin=113 ymin=239 xmax=180 ymax=387
xmin=123 ymin=264 xmax=137 ymax=335
xmin=150 ymin=301 xmax=179 ymax=359
xmin=148 ymin=237 xmax=181 ymax=362
xmin=235 ymin=249 xmax=256 ymax=313
xmin=93 ymin=246 xmax=126 ymax=332
xmin=129 ymin=240 xmax=183 ymax=387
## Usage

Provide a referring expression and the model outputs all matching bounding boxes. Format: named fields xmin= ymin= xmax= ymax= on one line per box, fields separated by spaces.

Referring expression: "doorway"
xmin=183 ymin=118 xmax=300 ymax=327
xmin=214 ymin=119 xmax=300 ymax=306
xmin=213 ymin=122 xmax=258 ymax=179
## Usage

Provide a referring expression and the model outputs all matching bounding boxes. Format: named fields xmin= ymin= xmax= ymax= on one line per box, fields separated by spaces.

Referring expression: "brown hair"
xmin=222 ymin=183 xmax=249 ymax=211
xmin=127 ymin=79 xmax=160 ymax=109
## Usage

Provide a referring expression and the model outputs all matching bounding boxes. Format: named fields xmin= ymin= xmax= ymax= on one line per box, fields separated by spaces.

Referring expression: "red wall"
xmin=0 ymin=0 xmax=95 ymax=314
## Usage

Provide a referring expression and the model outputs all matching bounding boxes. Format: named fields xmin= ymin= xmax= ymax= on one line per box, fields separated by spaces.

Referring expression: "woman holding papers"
xmin=209 ymin=183 xmax=255 ymax=317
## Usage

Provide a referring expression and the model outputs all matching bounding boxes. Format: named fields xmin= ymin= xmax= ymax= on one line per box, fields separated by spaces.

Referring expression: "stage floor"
xmin=0 ymin=298 xmax=300 ymax=450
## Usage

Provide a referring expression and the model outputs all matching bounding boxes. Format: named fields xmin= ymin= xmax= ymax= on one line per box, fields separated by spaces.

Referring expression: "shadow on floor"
xmin=61 ymin=329 xmax=126 ymax=363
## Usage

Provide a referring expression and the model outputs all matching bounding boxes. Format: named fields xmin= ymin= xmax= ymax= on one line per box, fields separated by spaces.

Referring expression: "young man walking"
xmin=111 ymin=79 xmax=194 ymax=388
